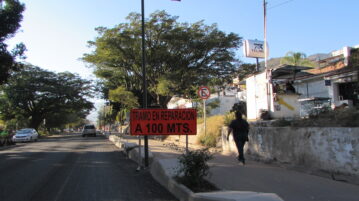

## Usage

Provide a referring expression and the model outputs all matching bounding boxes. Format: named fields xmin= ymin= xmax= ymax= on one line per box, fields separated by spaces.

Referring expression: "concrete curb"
xmin=108 ymin=135 xmax=154 ymax=164
xmin=150 ymin=158 xmax=194 ymax=201
xmin=107 ymin=135 xmax=284 ymax=201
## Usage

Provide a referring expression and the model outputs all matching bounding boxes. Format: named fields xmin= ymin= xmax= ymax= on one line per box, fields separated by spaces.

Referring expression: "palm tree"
xmin=280 ymin=51 xmax=315 ymax=80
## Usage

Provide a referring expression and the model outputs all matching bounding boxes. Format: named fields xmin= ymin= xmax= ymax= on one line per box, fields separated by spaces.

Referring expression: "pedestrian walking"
xmin=227 ymin=111 xmax=249 ymax=165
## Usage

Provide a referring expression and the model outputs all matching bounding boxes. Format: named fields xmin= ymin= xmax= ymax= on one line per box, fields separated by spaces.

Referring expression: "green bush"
xmin=176 ymin=149 xmax=214 ymax=192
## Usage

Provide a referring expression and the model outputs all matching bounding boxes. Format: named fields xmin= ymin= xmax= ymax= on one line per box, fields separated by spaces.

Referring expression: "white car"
xmin=82 ymin=124 xmax=96 ymax=137
xmin=12 ymin=128 xmax=39 ymax=142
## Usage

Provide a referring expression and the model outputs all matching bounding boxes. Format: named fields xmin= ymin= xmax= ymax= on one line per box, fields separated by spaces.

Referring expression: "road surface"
xmin=0 ymin=134 xmax=177 ymax=201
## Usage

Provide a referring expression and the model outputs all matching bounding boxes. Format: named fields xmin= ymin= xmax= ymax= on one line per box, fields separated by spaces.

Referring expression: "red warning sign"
xmin=130 ymin=109 xmax=197 ymax=135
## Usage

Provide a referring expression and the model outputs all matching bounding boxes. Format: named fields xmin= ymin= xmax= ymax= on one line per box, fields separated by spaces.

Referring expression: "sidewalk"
xmin=112 ymin=136 xmax=359 ymax=201
xmin=207 ymin=153 xmax=359 ymax=201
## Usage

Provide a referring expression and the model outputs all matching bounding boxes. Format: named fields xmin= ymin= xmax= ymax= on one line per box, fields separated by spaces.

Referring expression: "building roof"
xmin=271 ymin=64 xmax=313 ymax=80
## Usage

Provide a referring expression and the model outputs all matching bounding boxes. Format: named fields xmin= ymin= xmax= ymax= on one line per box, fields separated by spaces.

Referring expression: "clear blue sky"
xmin=7 ymin=0 xmax=359 ymax=121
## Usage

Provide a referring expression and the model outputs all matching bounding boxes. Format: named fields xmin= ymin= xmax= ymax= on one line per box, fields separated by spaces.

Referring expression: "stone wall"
xmin=222 ymin=126 xmax=359 ymax=177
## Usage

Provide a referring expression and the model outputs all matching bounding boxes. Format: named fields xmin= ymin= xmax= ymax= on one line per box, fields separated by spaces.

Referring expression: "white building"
xmin=245 ymin=45 xmax=359 ymax=120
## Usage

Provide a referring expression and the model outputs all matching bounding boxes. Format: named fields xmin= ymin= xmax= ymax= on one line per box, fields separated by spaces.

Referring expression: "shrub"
xmin=197 ymin=117 xmax=204 ymax=125
xmin=230 ymin=101 xmax=246 ymax=115
xmin=271 ymin=118 xmax=291 ymax=127
xmin=199 ymin=133 xmax=217 ymax=147
xmin=224 ymin=112 xmax=235 ymax=126
xmin=175 ymin=149 xmax=214 ymax=192
xmin=259 ymin=109 xmax=271 ymax=120
xmin=271 ymin=108 xmax=359 ymax=127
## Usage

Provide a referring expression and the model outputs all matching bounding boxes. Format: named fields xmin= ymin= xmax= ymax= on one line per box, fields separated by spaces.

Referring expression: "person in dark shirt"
xmin=227 ymin=111 xmax=249 ymax=165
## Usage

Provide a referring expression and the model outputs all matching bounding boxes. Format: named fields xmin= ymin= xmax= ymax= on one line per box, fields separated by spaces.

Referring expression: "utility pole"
xmin=141 ymin=0 xmax=149 ymax=168
xmin=263 ymin=0 xmax=272 ymax=113
xmin=264 ymin=0 xmax=268 ymax=69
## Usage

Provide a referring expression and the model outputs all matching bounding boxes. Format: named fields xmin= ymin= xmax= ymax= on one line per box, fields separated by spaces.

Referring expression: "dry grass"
xmin=197 ymin=115 xmax=224 ymax=147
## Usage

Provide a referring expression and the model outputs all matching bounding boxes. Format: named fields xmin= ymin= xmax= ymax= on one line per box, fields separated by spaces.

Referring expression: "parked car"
xmin=82 ymin=124 xmax=96 ymax=137
xmin=12 ymin=128 xmax=38 ymax=142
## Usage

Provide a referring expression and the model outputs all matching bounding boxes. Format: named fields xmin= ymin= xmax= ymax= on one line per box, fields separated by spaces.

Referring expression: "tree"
xmin=0 ymin=65 xmax=95 ymax=130
xmin=280 ymin=51 xmax=315 ymax=67
xmin=280 ymin=51 xmax=315 ymax=80
xmin=108 ymin=86 xmax=139 ymax=128
xmin=97 ymin=103 xmax=115 ymax=130
xmin=237 ymin=63 xmax=256 ymax=81
xmin=0 ymin=0 xmax=26 ymax=85
xmin=83 ymin=11 xmax=241 ymax=108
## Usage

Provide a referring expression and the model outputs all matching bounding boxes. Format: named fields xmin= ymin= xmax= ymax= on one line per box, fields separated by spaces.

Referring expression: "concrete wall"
xmin=222 ymin=126 xmax=359 ymax=177
xmin=295 ymin=78 xmax=329 ymax=99
xmin=209 ymin=95 xmax=238 ymax=116
xmin=271 ymin=94 xmax=301 ymax=119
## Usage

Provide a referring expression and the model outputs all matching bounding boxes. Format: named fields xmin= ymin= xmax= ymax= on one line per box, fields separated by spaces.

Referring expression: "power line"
xmin=268 ymin=0 xmax=294 ymax=10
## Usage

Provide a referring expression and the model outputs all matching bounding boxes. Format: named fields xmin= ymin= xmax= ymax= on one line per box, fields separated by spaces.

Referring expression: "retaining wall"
xmin=222 ymin=127 xmax=359 ymax=176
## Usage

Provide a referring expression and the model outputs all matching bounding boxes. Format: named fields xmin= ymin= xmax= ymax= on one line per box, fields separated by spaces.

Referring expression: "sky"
xmin=7 ymin=0 xmax=359 ymax=122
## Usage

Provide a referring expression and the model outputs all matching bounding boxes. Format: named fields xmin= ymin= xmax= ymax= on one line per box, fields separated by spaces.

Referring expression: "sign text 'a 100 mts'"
xmin=130 ymin=109 xmax=197 ymax=135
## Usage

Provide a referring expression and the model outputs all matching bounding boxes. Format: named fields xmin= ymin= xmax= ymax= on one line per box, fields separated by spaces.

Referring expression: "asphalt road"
xmin=0 ymin=134 xmax=177 ymax=201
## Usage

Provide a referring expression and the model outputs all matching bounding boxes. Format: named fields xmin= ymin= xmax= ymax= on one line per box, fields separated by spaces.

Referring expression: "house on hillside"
xmin=245 ymin=45 xmax=359 ymax=120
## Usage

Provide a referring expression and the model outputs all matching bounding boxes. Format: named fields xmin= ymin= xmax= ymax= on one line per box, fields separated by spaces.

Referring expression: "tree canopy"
xmin=83 ymin=10 xmax=242 ymax=108
xmin=0 ymin=0 xmax=26 ymax=85
xmin=237 ymin=63 xmax=257 ymax=81
xmin=0 ymin=65 xmax=95 ymax=130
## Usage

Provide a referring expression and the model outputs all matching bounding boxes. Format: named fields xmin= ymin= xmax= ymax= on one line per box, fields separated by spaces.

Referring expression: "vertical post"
xmin=203 ymin=99 xmax=206 ymax=136
xmin=141 ymin=0 xmax=149 ymax=169
xmin=137 ymin=136 xmax=142 ymax=171
xmin=186 ymin=135 xmax=188 ymax=154
xmin=255 ymin=58 xmax=259 ymax=72
xmin=263 ymin=0 xmax=267 ymax=69
xmin=263 ymin=0 xmax=272 ymax=112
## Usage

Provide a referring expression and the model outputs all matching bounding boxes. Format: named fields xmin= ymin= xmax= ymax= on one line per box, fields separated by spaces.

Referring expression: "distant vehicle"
xmin=82 ymin=124 xmax=96 ymax=137
xmin=12 ymin=128 xmax=39 ymax=142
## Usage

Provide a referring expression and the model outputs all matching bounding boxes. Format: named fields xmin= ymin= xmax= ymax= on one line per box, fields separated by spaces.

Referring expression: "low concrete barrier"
xmin=222 ymin=126 xmax=359 ymax=178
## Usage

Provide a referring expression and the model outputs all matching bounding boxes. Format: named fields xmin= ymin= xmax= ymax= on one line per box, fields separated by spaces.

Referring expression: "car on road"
xmin=82 ymin=124 xmax=96 ymax=137
xmin=12 ymin=128 xmax=39 ymax=142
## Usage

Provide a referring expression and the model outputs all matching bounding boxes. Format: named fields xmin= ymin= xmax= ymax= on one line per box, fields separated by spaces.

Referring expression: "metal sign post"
xmin=198 ymin=86 xmax=210 ymax=139
xmin=137 ymin=136 xmax=142 ymax=171
xmin=186 ymin=135 xmax=188 ymax=154
xmin=203 ymin=99 xmax=206 ymax=136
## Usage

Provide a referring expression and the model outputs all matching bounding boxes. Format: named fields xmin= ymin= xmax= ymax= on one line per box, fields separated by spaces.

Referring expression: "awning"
xmin=272 ymin=64 xmax=313 ymax=80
